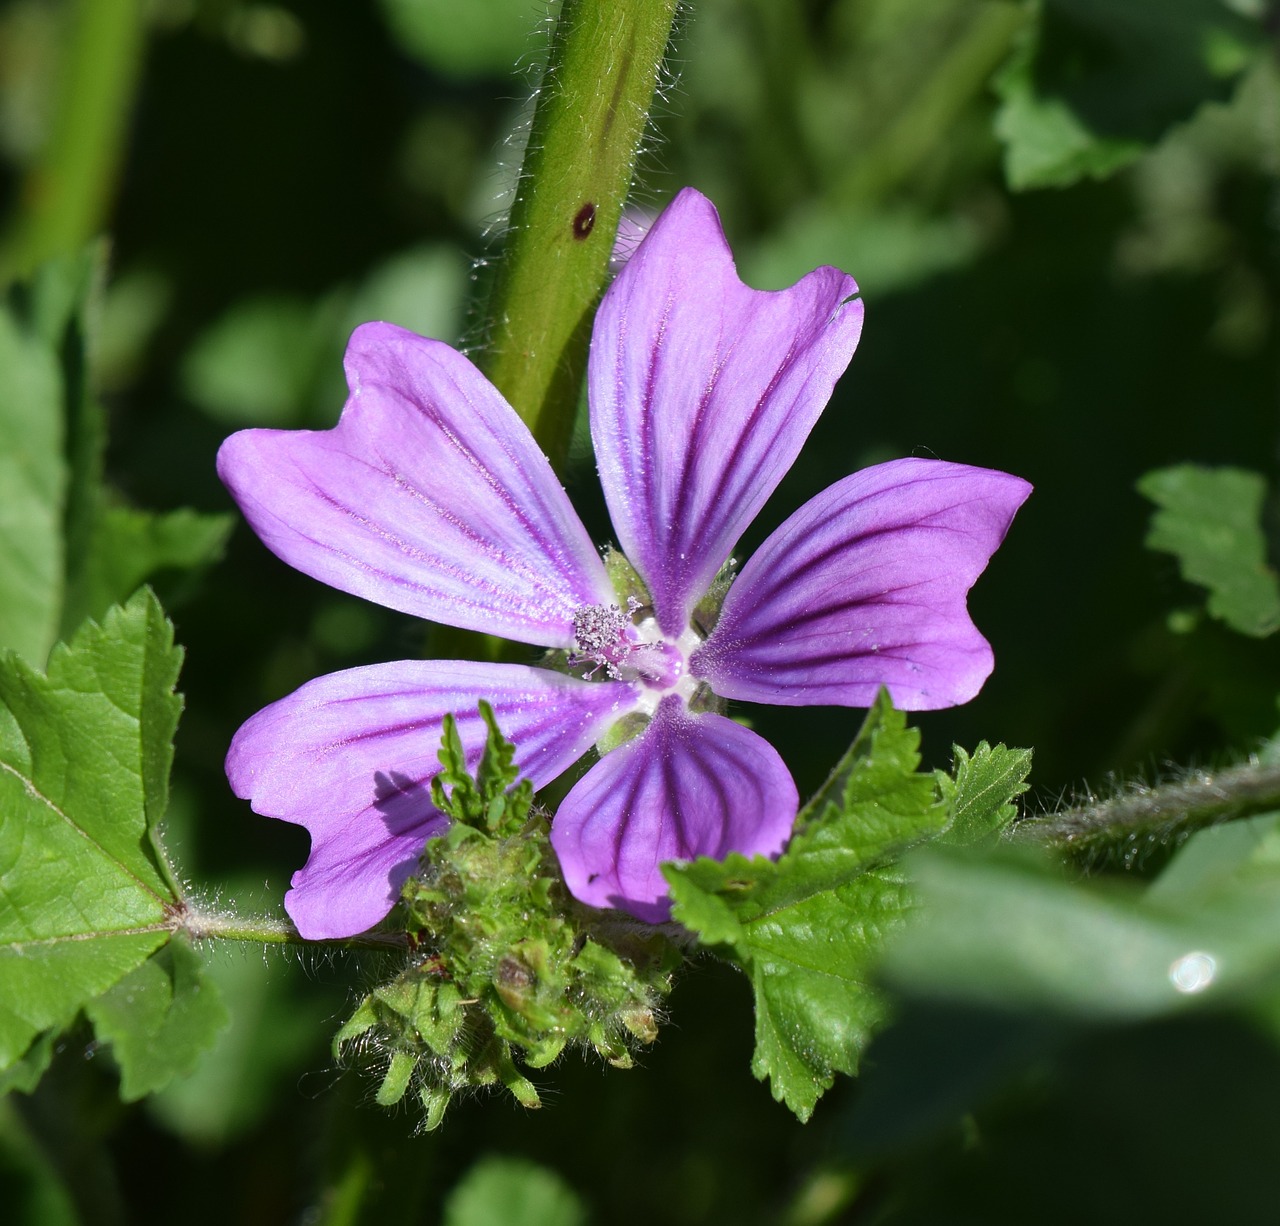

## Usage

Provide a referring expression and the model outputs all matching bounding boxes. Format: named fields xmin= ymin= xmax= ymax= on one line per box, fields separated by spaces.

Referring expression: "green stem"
xmin=1 ymin=0 xmax=147 ymax=279
xmin=1016 ymin=758 xmax=1280 ymax=854
xmin=835 ymin=2 xmax=1027 ymax=207
xmin=481 ymin=0 xmax=680 ymax=470
xmin=172 ymin=903 xmax=407 ymax=951
xmin=313 ymin=1149 xmax=375 ymax=1226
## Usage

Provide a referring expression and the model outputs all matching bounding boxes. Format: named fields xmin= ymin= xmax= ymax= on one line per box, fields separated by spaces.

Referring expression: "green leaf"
xmin=0 ymin=1031 xmax=55 ymax=1097
xmin=994 ymin=54 xmax=1144 ymax=190
xmin=1138 ymin=464 xmax=1280 ymax=636
xmin=344 ymin=244 xmax=468 ymax=346
xmin=82 ymin=937 xmax=227 ymax=1101
xmin=430 ymin=702 xmax=534 ymax=835
xmin=443 ymin=1155 xmax=587 ymax=1226
xmin=994 ymin=0 xmax=1262 ymax=190
xmin=0 ymin=590 xmax=183 ymax=1073
xmin=1147 ymin=809 xmax=1280 ymax=904
xmin=0 ymin=247 xmax=116 ymax=661
xmin=941 ymin=742 xmax=1034 ymax=846
xmin=0 ymin=250 xmax=238 ymax=662
xmin=61 ymin=506 xmax=233 ymax=636
xmin=886 ymin=819 xmax=1280 ymax=1020
xmin=0 ymin=269 xmax=69 ymax=663
xmin=183 ymin=247 xmax=468 ymax=434
xmin=180 ymin=293 xmax=345 ymax=428
xmin=666 ymin=694 xmax=949 ymax=1120
xmin=0 ymin=1098 xmax=81 ymax=1226
xmin=744 ymin=205 xmax=984 ymax=299
xmin=886 ymin=846 xmax=1196 ymax=1016
xmin=850 ymin=815 xmax=1280 ymax=1206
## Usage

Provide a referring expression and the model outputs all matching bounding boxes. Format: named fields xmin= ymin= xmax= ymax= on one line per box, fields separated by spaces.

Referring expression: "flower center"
xmin=570 ymin=598 xmax=643 ymax=680
xmin=570 ymin=601 xmax=702 ymax=711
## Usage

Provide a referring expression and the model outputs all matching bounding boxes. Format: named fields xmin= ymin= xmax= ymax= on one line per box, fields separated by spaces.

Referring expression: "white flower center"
xmin=570 ymin=602 xmax=702 ymax=713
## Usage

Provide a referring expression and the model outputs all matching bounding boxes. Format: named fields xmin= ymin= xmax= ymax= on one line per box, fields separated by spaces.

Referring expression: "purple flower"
xmin=218 ymin=188 xmax=1030 ymax=939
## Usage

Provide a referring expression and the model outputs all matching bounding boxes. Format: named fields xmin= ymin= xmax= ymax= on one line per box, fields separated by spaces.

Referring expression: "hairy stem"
xmin=481 ymin=0 xmax=680 ymax=470
xmin=172 ymin=902 xmax=407 ymax=951
xmin=1016 ymin=758 xmax=1280 ymax=852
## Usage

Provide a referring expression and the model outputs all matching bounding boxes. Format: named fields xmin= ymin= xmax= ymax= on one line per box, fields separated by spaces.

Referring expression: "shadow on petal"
xmin=228 ymin=659 xmax=639 ymax=939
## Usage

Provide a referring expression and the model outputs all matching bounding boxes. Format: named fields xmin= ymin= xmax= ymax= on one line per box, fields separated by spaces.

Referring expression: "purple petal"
xmin=589 ymin=188 xmax=864 ymax=636
xmin=226 ymin=661 xmax=638 ymax=938
xmin=691 ymin=458 xmax=1031 ymax=710
xmin=550 ymin=696 xmax=798 ymax=921
xmin=217 ymin=322 xmax=612 ymax=649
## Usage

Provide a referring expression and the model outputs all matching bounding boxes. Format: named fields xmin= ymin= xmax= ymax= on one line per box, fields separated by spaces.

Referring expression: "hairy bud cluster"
xmin=333 ymin=703 xmax=678 ymax=1129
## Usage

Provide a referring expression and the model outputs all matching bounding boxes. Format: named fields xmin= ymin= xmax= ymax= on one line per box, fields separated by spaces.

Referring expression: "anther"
xmin=570 ymin=600 xmax=639 ymax=679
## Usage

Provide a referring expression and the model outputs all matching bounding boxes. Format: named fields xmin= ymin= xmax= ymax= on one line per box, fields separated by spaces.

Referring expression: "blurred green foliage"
xmin=994 ymin=0 xmax=1263 ymax=188
xmin=0 ymin=0 xmax=1277 ymax=1222
xmin=442 ymin=1154 xmax=587 ymax=1226
xmin=1139 ymin=464 xmax=1280 ymax=636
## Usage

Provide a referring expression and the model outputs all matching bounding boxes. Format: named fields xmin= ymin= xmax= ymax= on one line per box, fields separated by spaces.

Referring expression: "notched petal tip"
xmin=284 ymin=808 xmax=445 ymax=941
xmin=224 ymin=677 xmax=444 ymax=941
xmin=550 ymin=699 xmax=798 ymax=922
xmin=695 ymin=458 xmax=1031 ymax=711
xmin=589 ymin=187 xmax=864 ymax=636
xmin=226 ymin=660 xmax=639 ymax=940
xmin=216 ymin=321 xmax=611 ymax=648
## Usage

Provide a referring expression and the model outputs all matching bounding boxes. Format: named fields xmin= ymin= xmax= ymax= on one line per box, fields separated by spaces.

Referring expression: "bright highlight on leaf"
xmin=887 ymin=807 xmax=1280 ymax=1021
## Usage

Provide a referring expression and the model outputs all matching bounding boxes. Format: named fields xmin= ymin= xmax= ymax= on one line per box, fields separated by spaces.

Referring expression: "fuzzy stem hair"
xmin=480 ymin=0 xmax=681 ymax=471
xmin=1016 ymin=757 xmax=1280 ymax=859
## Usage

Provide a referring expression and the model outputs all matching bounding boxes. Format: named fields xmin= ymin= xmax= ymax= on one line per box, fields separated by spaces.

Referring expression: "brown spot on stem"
xmin=572 ymin=202 xmax=597 ymax=240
